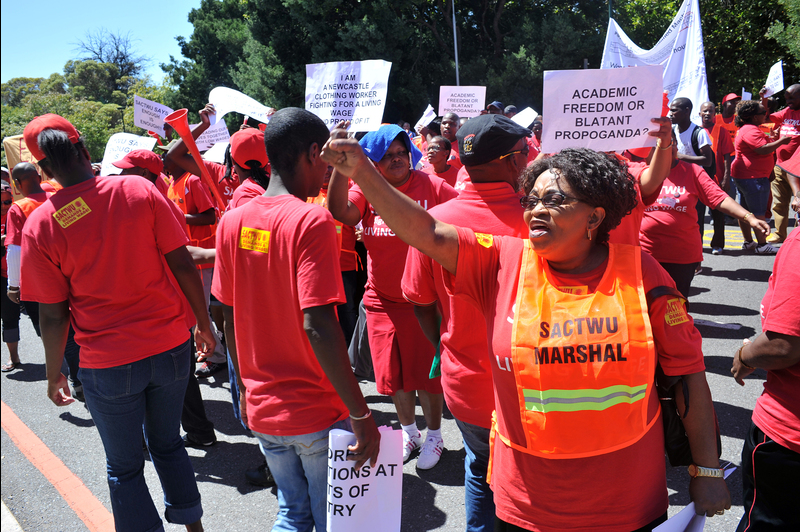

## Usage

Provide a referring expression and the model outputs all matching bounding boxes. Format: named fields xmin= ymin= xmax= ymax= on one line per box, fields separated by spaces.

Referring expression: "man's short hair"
xmin=264 ymin=108 xmax=329 ymax=177
xmin=672 ymin=97 xmax=693 ymax=112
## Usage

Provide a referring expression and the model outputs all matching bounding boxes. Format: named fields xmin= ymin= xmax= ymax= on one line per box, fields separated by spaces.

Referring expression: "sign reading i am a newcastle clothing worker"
xmin=541 ymin=65 xmax=663 ymax=153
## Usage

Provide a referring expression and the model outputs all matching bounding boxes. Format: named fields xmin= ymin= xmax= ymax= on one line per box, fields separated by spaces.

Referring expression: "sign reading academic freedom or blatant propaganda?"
xmin=541 ymin=65 xmax=663 ymax=153
xmin=439 ymin=86 xmax=487 ymax=118
xmin=305 ymin=60 xmax=392 ymax=131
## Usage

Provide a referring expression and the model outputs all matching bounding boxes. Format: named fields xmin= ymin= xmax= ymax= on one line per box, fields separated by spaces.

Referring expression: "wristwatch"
xmin=688 ymin=464 xmax=724 ymax=478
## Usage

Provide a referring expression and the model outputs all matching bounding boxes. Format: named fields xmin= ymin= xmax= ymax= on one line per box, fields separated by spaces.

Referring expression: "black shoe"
xmin=245 ymin=462 xmax=276 ymax=487
xmin=195 ymin=361 xmax=226 ymax=378
xmin=182 ymin=433 xmax=216 ymax=449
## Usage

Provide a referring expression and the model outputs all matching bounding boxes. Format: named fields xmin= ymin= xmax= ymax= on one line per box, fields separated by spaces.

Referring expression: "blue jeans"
xmin=455 ymin=418 xmax=495 ymax=532
xmin=734 ymin=177 xmax=770 ymax=216
xmin=80 ymin=339 xmax=202 ymax=532
xmin=253 ymin=418 xmax=350 ymax=532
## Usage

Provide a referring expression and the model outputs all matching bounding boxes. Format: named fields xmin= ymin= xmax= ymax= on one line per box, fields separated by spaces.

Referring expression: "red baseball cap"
xmin=722 ymin=93 xmax=741 ymax=104
xmin=113 ymin=149 xmax=164 ymax=176
xmin=230 ymin=128 xmax=268 ymax=168
xmin=23 ymin=114 xmax=81 ymax=162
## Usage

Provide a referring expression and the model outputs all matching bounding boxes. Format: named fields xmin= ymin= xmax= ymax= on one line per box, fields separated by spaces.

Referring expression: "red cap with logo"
xmin=113 ymin=149 xmax=164 ymax=176
xmin=23 ymin=114 xmax=81 ymax=162
xmin=230 ymin=128 xmax=268 ymax=168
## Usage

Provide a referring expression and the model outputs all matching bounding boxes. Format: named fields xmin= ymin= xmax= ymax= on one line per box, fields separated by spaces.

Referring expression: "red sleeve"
xmin=769 ymin=107 xmax=788 ymax=126
xmin=347 ymin=185 xmax=369 ymax=221
xmin=4 ymin=205 xmax=25 ymax=247
xmin=445 ymin=226 xmax=502 ymax=314
xmin=211 ymin=214 xmax=234 ymax=306
xmin=436 ymin=180 xmax=459 ymax=204
xmin=641 ymin=252 xmax=705 ymax=376
xmin=742 ymin=125 xmax=767 ymax=150
xmin=296 ymin=209 xmax=346 ymax=309
xmin=20 ymin=217 xmax=70 ymax=303
xmin=401 ymin=247 xmax=439 ymax=305
xmin=151 ymin=188 xmax=191 ymax=255
xmin=694 ymin=165 xmax=728 ymax=209
xmin=761 ymin=234 xmax=800 ymax=336
xmin=187 ymin=175 xmax=215 ymax=213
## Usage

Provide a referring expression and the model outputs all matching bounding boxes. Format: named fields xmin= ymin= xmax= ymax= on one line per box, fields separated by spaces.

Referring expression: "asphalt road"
xmin=1 ymin=225 xmax=792 ymax=531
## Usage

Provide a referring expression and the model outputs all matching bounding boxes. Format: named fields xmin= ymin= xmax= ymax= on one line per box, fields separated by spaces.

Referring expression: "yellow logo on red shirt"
xmin=558 ymin=285 xmax=589 ymax=295
xmin=240 ymin=227 xmax=270 ymax=253
xmin=664 ymin=297 xmax=690 ymax=326
xmin=53 ymin=198 xmax=91 ymax=228
xmin=475 ymin=233 xmax=493 ymax=248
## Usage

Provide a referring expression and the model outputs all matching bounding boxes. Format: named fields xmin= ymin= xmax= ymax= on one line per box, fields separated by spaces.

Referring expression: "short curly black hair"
xmin=521 ymin=148 xmax=638 ymax=245
xmin=734 ymin=100 xmax=765 ymax=127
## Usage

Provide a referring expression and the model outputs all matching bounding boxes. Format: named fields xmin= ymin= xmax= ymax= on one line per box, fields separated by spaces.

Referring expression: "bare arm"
xmin=222 ymin=304 xmax=248 ymax=427
xmin=39 ymin=301 xmax=74 ymax=406
xmin=753 ymin=135 xmax=792 ymax=156
xmin=675 ymin=372 xmax=732 ymax=516
xmin=187 ymin=245 xmax=216 ymax=265
xmin=164 ymin=103 xmax=215 ymax=177
xmin=676 ymin=144 xmax=714 ymax=168
xmin=731 ymin=331 xmax=800 ymax=385
xmin=322 ymin=124 xmax=460 ymax=274
xmin=327 ymin=168 xmax=363 ymax=227
xmin=164 ymin=246 xmax=216 ymax=358
xmin=185 ymin=207 xmax=216 ymax=226
xmin=786 ymin=171 xmax=800 ymax=212
xmin=639 ymin=117 xmax=673 ymax=198
xmin=715 ymin=197 xmax=770 ymax=237
xmin=413 ymin=303 xmax=442 ymax=348
xmin=304 ymin=304 xmax=380 ymax=469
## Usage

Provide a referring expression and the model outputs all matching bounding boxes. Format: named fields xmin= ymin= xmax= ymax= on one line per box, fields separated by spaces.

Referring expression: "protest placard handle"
xmin=164 ymin=109 xmax=226 ymax=212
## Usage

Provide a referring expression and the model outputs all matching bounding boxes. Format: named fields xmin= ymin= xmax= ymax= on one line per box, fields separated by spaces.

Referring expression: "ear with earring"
xmin=587 ymin=228 xmax=592 ymax=241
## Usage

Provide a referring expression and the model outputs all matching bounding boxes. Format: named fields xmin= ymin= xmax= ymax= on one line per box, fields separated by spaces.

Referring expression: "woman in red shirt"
xmin=421 ymin=135 xmax=459 ymax=187
xmin=731 ymin=101 xmax=793 ymax=254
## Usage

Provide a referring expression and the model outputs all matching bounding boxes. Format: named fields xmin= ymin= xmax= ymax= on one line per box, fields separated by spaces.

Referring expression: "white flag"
xmin=763 ymin=60 xmax=784 ymax=98
xmin=601 ymin=0 xmax=708 ymax=122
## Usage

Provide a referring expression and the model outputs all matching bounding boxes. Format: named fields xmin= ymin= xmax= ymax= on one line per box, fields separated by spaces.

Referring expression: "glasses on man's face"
xmin=381 ymin=150 xmax=409 ymax=162
xmin=3 ymin=200 xmax=13 ymax=206
xmin=519 ymin=192 xmax=579 ymax=210
xmin=499 ymin=145 xmax=529 ymax=160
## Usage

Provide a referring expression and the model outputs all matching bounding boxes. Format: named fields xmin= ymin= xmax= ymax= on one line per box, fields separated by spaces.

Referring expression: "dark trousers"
xmin=1 ymin=275 xmax=41 ymax=342
xmin=62 ymin=326 xmax=81 ymax=386
xmin=658 ymin=262 xmax=699 ymax=302
xmin=737 ymin=422 xmax=800 ymax=531
xmin=697 ymin=202 xmax=726 ymax=249
xmin=181 ymin=333 xmax=215 ymax=442
xmin=495 ymin=512 xmax=667 ymax=532
xmin=337 ymin=270 xmax=359 ymax=346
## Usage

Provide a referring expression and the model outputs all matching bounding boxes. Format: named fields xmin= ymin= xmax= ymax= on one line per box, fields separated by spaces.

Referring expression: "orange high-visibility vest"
xmin=167 ymin=173 xmax=218 ymax=247
xmin=15 ymin=196 xmax=47 ymax=219
xmin=491 ymin=242 xmax=657 ymax=469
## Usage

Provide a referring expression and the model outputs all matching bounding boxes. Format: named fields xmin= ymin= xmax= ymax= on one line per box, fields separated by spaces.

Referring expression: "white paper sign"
xmin=133 ymin=95 xmax=174 ymax=137
xmin=511 ymin=107 xmax=539 ymax=128
xmin=742 ymin=88 xmax=752 ymax=101
xmin=209 ymin=87 xmax=274 ymax=125
xmin=327 ymin=427 xmax=402 ymax=532
xmin=100 ymin=134 xmax=158 ymax=176
xmin=601 ymin=0 xmax=708 ymax=123
xmin=193 ymin=121 xmax=231 ymax=152
xmin=202 ymin=142 xmax=229 ymax=164
xmin=414 ymin=104 xmax=437 ymax=133
xmin=763 ymin=60 xmax=784 ymax=98
xmin=305 ymin=60 xmax=392 ymax=131
xmin=541 ymin=65 xmax=663 ymax=153
xmin=439 ymin=86 xmax=487 ymax=118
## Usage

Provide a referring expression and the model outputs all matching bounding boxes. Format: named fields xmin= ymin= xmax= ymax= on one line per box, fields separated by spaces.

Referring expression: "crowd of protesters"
xmin=1 ymin=84 xmax=798 ymax=532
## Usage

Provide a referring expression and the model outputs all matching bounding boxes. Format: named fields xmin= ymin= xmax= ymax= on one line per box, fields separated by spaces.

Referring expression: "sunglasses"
xmin=519 ymin=192 xmax=579 ymax=210
xmin=3 ymin=200 xmax=12 ymax=205
xmin=499 ymin=145 xmax=530 ymax=160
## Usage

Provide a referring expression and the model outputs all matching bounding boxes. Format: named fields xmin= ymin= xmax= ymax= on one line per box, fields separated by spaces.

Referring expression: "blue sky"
xmin=1 ymin=0 xmax=199 ymax=84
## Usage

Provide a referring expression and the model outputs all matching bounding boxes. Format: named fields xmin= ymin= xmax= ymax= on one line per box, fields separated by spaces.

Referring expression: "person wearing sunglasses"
xmin=322 ymin=132 xmax=732 ymax=530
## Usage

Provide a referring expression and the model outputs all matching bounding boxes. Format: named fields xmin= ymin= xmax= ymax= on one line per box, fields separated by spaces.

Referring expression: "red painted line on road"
xmin=1 ymin=400 xmax=115 ymax=532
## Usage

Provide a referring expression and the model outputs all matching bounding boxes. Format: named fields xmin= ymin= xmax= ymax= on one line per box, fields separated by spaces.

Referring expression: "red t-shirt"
xmin=447 ymin=147 xmax=463 ymax=170
xmin=227 ymin=178 xmax=265 ymax=210
xmin=169 ymin=173 xmax=216 ymax=248
xmin=732 ymin=124 xmax=775 ymax=180
xmin=20 ymin=176 xmax=190 ymax=368
xmin=448 ymin=228 xmax=705 ymax=531
xmin=212 ymin=194 xmax=348 ymax=436
xmin=204 ymin=160 xmax=239 ymax=207
xmin=420 ymin=163 xmax=459 ymax=187
xmin=752 ymin=228 xmax=800 ymax=453
xmin=608 ymin=161 xmax=656 ymax=246
xmin=768 ymin=107 xmax=800 ymax=164
xmin=705 ymin=122 xmax=735 ymax=184
xmin=526 ymin=136 xmax=541 ymax=164
xmin=640 ymin=162 xmax=728 ymax=264
xmin=401 ymin=182 xmax=528 ymax=428
xmin=454 ymin=166 xmax=471 ymax=192
xmin=4 ymin=192 xmax=50 ymax=247
xmin=349 ymin=170 xmax=458 ymax=302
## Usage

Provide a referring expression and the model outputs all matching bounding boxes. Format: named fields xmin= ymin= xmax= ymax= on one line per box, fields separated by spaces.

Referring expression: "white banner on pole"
xmin=209 ymin=87 xmax=275 ymax=125
xmin=541 ymin=65 xmax=663 ymax=153
xmin=414 ymin=104 xmax=437 ymax=133
xmin=193 ymin=121 xmax=231 ymax=152
xmin=305 ymin=60 xmax=392 ymax=132
xmin=133 ymin=95 xmax=174 ymax=137
xmin=763 ymin=60 xmax=784 ymax=98
xmin=438 ymin=86 xmax=486 ymax=118
xmin=600 ymin=0 xmax=708 ymax=122
xmin=100 ymin=134 xmax=158 ymax=176
xmin=326 ymin=427 xmax=402 ymax=532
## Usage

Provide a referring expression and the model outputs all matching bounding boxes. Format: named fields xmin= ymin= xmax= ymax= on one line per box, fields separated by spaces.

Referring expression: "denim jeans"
xmin=80 ymin=339 xmax=202 ymax=532
xmin=455 ymin=418 xmax=495 ymax=532
xmin=253 ymin=418 xmax=351 ymax=532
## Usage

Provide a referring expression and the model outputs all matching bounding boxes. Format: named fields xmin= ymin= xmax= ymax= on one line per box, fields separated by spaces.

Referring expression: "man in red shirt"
xmin=440 ymin=112 xmax=463 ymax=170
xmin=402 ymin=114 xmax=531 ymax=532
xmin=700 ymin=101 xmax=735 ymax=254
xmin=717 ymin=93 xmax=741 ymax=144
xmin=212 ymin=108 xmax=379 ymax=531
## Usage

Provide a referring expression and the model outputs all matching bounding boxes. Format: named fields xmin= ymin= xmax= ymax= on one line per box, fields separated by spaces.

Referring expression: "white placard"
xmin=438 ymin=86 xmax=486 ymax=118
xmin=541 ymin=65 xmax=663 ymax=153
xmin=202 ymin=142 xmax=229 ymax=164
xmin=414 ymin=104 xmax=437 ymax=133
xmin=100 ymin=134 xmax=158 ymax=176
xmin=133 ymin=95 xmax=174 ymax=137
xmin=305 ymin=60 xmax=392 ymax=131
xmin=601 ymin=0 xmax=708 ymax=123
xmin=209 ymin=87 xmax=274 ymax=125
xmin=742 ymin=88 xmax=752 ymax=101
xmin=763 ymin=60 xmax=784 ymax=98
xmin=326 ymin=427 xmax=402 ymax=532
xmin=511 ymin=107 xmax=539 ymax=128
xmin=193 ymin=121 xmax=231 ymax=152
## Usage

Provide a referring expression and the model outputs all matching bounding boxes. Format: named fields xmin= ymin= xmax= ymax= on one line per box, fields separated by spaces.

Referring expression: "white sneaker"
xmin=711 ymin=247 xmax=723 ymax=255
xmin=416 ymin=435 xmax=444 ymax=470
xmin=402 ymin=430 xmax=423 ymax=462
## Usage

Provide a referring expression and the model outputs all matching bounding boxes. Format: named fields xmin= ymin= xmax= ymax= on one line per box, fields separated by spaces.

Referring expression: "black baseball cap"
xmin=457 ymin=114 xmax=531 ymax=167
